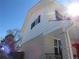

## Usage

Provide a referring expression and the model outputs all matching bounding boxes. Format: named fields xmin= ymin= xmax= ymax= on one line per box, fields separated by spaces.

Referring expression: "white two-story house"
xmin=17 ymin=0 xmax=79 ymax=59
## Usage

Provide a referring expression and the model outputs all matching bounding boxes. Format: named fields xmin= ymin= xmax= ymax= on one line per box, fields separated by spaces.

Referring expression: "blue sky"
xmin=0 ymin=0 xmax=40 ymax=38
xmin=0 ymin=0 xmax=71 ymax=38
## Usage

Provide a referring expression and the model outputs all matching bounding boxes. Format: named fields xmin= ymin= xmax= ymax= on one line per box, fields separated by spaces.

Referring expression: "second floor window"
xmin=31 ymin=15 xmax=40 ymax=29
xmin=31 ymin=21 xmax=35 ymax=29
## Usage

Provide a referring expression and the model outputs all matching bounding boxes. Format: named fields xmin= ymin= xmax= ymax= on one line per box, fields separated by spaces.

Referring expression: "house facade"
xmin=18 ymin=0 xmax=79 ymax=59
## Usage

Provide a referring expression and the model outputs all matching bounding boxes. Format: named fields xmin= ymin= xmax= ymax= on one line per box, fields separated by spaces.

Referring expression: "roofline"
xmin=21 ymin=0 xmax=41 ymax=32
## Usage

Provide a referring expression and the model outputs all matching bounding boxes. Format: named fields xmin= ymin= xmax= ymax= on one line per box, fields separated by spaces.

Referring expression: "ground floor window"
xmin=54 ymin=40 xmax=63 ymax=59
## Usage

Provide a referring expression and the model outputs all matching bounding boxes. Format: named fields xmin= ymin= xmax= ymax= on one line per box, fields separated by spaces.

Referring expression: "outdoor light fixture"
xmin=66 ymin=2 xmax=79 ymax=17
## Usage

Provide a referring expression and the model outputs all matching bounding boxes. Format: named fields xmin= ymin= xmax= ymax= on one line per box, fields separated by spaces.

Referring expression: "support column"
xmin=64 ymin=31 xmax=74 ymax=59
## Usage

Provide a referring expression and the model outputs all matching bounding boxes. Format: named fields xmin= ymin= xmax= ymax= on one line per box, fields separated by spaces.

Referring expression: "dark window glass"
xmin=54 ymin=47 xmax=58 ymax=55
xmin=38 ymin=16 xmax=40 ymax=23
xmin=59 ymin=46 xmax=62 ymax=56
xmin=31 ymin=15 xmax=40 ymax=29
xmin=58 ymin=40 xmax=63 ymax=58
xmin=54 ymin=40 xmax=57 ymax=46
xmin=31 ymin=21 xmax=35 ymax=29
xmin=35 ymin=15 xmax=40 ymax=25
xmin=58 ymin=40 xmax=61 ymax=46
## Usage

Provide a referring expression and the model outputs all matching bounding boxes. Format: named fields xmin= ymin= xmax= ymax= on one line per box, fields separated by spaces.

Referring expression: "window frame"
xmin=31 ymin=15 xmax=41 ymax=29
